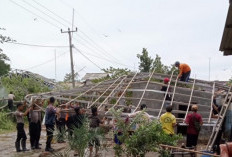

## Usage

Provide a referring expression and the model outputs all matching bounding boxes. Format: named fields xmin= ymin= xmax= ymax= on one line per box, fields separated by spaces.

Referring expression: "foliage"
xmin=137 ymin=48 xmax=153 ymax=72
xmin=54 ymin=117 xmax=106 ymax=157
xmin=0 ymin=112 xmax=15 ymax=134
xmin=1 ymin=74 xmax=50 ymax=100
xmin=63 ymin=72 xmax=79 ymax=82
xmin=110 ymin=109 xmax=182 ymax=157
xmin=152 ymin=54 xmax=169 ymax=74
xmin=102 ymin=66 xmax=131 ymax=78
xmin=229 ymin=78 xmax=232 ymax=86
xmin=0 ymin=52 xmax=10 ymax=77
xmin=137 ymin=48 xmax=179 ymax=76
xmin=0 ymin=28 xmax=14 ymax=76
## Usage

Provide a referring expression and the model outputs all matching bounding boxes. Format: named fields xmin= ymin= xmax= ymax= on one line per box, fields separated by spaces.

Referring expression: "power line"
xmin=9 ymin=0 xmax=60 ymax=29
xmin=10 ymin=0 xmax=131 ymax=69
xmin=73 ymin=46 xmax=102 ymax=70
xmin=31 ymin=0 xmax=125 ymax=64
xmin=31 ymin=0 xmax=71 ymax=25
xmin=74 ymin=48 xmax=134 ymax=69
xmin=21 ymin=0 xmax=68 ymax=28
xmin=25 ymin=51 xmax=67 ymax=70
xmin=5 ymin=41 xmax=69 ymax=48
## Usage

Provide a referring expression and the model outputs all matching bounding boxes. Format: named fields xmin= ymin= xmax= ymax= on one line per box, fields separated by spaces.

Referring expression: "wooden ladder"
xmin=206 ymin=85 xmax=232 ymax=151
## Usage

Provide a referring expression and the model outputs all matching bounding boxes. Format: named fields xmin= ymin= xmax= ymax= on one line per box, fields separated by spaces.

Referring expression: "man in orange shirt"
xmin=175 ymin=61 xmax=191 ymax=82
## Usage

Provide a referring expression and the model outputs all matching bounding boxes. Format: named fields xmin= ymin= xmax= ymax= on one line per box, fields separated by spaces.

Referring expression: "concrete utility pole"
xmin=61 ymin=27 xmax=77 ymax=88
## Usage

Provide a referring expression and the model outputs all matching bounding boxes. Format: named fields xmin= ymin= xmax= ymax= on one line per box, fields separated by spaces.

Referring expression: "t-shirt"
xmin=30 ymin=110 xmax=39 ymax=123
xmin=161 ymin=86 xmax=172 ymax=101
xmin=89 ymin=115 xmax=101 ymax=128
xmin=160 ymin=112 xmax=176 ymax=135
xmin=185 ymin=112 xmax=202 ymax=135
xmin=178 ymin=63 xmax=191 ymax=77
xmin=8 ymin=94 xmax=15 ymax=100
xmin=15 ymin=110 xmax=24 ymax=123
xmin=68 ymin=114 xmax=84 ymax=129
xmin=45 ymin=105 xmax=56 ymax=125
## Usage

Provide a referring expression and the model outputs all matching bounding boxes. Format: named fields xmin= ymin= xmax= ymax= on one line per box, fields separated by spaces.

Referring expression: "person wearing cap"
xmin=175 ymin=61 xmax=191 ymax=82
xmin=161 ymin=78 xmax=172 ymax=107
xmin=185 ymin=104 xmax=203 ymax=149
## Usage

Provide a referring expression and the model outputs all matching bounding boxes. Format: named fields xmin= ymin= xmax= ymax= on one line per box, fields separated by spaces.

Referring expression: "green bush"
xmin=110 ymin=109 xmax=182 ymax=157
xmin=1 ymin=74 xmax=51 ymax=100
xmin=0 ymin=112 xmax=15 ymax=134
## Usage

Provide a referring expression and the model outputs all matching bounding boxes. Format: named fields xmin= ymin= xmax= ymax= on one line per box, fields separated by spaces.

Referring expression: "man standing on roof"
xmin=175 ymin=61 xmax=191 ymax=82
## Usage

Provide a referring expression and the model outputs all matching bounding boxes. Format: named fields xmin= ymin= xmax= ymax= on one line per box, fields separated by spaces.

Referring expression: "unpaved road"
xmin=0 ymin=127 xmax=160 ymax=157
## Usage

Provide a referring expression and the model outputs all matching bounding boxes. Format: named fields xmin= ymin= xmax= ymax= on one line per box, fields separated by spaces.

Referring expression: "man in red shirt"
xmin=185 ymin=105 xmax=203 ymax=148
xmin=175 ymin=61 xmax=191 ymax=82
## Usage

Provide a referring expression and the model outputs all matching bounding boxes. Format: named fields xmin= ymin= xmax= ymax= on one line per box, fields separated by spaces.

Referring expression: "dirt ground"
xmin=0 ymin=127 xmax=160 ymax=157
xmin=0 ymin=125 xmax=213 ymax=157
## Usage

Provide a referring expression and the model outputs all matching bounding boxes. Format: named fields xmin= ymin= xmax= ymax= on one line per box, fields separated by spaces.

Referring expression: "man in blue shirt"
xmin=45 ymin=97 xmax=60 ymax=152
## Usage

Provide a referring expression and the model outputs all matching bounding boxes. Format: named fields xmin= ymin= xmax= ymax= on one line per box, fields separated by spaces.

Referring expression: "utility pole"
xmin=54 ymin=50 xmax=57 ymax=81
xmin=61 ymin=27 xmax=77 ymax=88
xmin=209 ymin=57 xmax=211 ymax=81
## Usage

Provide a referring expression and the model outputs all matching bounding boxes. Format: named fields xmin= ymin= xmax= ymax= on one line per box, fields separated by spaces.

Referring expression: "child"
xmin=89 ymin=106 xmax=104 ymax=157
xmin=45 ymin=97 xmax=60 ymax=152
xmin=15 ymin=102 xmax=31 ymax=152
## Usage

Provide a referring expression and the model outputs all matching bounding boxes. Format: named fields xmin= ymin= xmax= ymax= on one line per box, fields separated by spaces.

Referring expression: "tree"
xmin=137 ymin=48 xmax=153 ymax=72
xmin=1 ymin=74 xmax=50 ymax=100
xmin=0 ymin=28 xmax=15 ymax=76
xmin=102 ymin=66 xmax=131 ymax=78
xmin=0 ymin=53 xmax=10 ymax=76
xmin=63 ymin=72 xmax=79 ymax=82
xmin=152 ymin=54 xmax=169 ymax=74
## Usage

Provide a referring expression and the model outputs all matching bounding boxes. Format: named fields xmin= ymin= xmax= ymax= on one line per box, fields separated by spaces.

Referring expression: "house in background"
xmin=220 ymin=0 xmax=232 ymax=56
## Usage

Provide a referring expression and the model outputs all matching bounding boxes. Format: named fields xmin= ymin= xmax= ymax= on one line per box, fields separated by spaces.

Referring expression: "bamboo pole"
xmin=87 ymin=77 xmax=122 ymax=109
xmin=158 ymin=71 xmax=174 ymax=118
xmin=98 ymin=76 xmax=127 ymax=110
xmin=170 ymin=76 xmax=179 ymax=107
xmin=133 ymin=69 xmax=157 ymax=112
xmin=106 ymin=72 xmax=138 ymax=114
xmin=159 ymin=144 xmax=219 ymax=157
xmin=183 ymin=76 xmax=196 ymax=122
xmin=208 ymin=82 xmax=215 ymax=123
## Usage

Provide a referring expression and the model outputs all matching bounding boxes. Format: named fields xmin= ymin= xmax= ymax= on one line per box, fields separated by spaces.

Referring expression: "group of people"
xmin=14 ymin=97 xmax=105 ymax=157
xmin=12 ymin=61 xmax=199 ymax=154
xmin=160 ymin=104 xmax=203 ymax=149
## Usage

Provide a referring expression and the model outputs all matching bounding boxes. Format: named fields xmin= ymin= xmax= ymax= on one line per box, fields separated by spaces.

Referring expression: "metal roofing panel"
xmin=220 ymin=4 xmax=232 ymax=55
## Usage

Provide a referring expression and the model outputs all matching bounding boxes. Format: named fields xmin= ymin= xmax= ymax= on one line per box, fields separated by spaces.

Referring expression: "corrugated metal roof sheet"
xmin=220 ymin=3 xmax=232 ymax=56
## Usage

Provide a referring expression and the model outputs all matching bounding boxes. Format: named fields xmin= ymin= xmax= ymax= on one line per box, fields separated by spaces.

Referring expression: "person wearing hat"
xmin=161 ymin=78 xmax=172 ymax=107
xmin=185 ymin=104 xmax=203 ymax=149
xmin=175 ymin=61 xmax=191 ymax=82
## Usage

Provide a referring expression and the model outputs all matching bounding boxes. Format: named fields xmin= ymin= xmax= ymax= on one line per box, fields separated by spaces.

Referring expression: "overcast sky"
xmin=1 ymin=0 xmax=232 ymax=81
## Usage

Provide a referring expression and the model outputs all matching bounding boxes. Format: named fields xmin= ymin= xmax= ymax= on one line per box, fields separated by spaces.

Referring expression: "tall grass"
xmin=0 ymin=112 xmax=15 ymax=134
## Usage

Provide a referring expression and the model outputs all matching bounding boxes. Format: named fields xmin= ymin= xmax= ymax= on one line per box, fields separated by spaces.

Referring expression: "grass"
xmin=0 ymin=112 xmax=15 ymax=134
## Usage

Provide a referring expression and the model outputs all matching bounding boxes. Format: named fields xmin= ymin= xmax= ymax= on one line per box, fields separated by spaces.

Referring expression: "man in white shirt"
xmin=8 ymin=91 xmax=15 ymax=111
